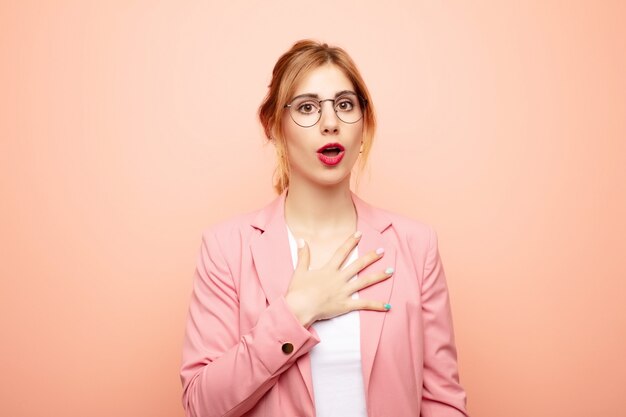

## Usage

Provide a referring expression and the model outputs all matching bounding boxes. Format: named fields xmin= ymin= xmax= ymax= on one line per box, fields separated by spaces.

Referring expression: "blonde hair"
xmin=258 ymin=39 xmax=377 ymax=194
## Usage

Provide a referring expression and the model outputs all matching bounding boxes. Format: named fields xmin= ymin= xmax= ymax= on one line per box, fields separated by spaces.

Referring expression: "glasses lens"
xmin=288 ymin=97 xmax=321 ymax=127
xmin=334 ymin=93 xmax=363 ymax=124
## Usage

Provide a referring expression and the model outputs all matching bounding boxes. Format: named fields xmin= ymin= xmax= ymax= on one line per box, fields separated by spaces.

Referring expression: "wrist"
xmin=285 ymin=293 xmax=317 ymax=328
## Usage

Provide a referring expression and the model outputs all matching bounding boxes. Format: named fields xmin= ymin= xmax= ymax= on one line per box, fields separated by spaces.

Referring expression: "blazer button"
xmin=281 ymin=342 xmax=294 ymax=354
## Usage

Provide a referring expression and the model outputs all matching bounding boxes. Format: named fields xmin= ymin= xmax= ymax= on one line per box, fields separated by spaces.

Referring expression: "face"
xmin=280 ymin=63 xmax=364 ymax=189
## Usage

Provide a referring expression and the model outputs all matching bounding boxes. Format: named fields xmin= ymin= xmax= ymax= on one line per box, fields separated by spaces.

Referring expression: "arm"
xmin=180 ymin=230 xmax=319 ymax=417
xmin=420 ymin=226 xmax=469 ymax=417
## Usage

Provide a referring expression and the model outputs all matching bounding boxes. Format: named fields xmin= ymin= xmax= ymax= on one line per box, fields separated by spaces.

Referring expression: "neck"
xmin=284 ymin=177 xmax=357 ymax=240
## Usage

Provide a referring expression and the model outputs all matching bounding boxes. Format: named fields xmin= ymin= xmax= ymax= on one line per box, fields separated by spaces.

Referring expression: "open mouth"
xmin=317 ymin=142 xmax=345 ymax=154
xmin=320 ymin=147 xmax=342 ymax=157
xmin=316 ymin=143 xmax=346 ymax=166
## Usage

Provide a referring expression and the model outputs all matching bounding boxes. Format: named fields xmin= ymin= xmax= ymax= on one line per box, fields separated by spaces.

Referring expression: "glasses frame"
xmin=283 ymin=92 xmax=368 ymax=128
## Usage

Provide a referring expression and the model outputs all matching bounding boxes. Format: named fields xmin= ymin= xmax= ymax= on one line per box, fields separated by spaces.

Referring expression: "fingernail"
xmin=384 ymin=303 xmax=392 ymax=310
xmin=376 ymin=247 xmax=385 ymax=255
xmin=297 ymin=238 xmax=305 ymax=248
xmin=385 ymin=267 xmax=394 ymax=274
xmin=353 ymin=230 xmax=362 ymax=239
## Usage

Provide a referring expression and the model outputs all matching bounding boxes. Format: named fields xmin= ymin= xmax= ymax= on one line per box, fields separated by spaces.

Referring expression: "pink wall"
xmin=2 ymin=1 xmax=625 ymax=416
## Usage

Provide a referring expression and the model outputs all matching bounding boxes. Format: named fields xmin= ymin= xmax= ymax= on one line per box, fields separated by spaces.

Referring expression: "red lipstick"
xmin=316 ymin=143 xmax=345 ymax=166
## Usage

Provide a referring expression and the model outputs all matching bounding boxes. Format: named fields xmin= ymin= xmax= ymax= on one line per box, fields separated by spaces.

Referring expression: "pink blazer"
xmin=180 ymin=190 xmax=469 ymax=417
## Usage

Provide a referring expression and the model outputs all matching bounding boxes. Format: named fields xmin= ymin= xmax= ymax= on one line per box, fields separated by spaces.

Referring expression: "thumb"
xmin=295 ymin=238 xmax=310 ymax=272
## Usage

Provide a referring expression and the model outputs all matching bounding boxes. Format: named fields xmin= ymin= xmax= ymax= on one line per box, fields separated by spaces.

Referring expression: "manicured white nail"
xmin=376 ymin=247 xmax=385 ymax=255
xmin=353 ymin=230 xmax=362 ymax=239
xmin=297 ymin=238 xmax=305 ymax=248
xmin=385 ymin=267 xmax=394 ymax=274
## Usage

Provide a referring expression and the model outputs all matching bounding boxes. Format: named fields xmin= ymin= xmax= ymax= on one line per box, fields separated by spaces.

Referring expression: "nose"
xmin=318 ymin=100 xmax=339 ymax=134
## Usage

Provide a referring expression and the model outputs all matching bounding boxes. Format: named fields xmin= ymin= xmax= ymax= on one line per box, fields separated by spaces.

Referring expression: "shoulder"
xmin=388 ymin=209 xmax=433 ymax=236
xmin=364 ymin=200 xmax=436 ymax=245
xmin=359 ymin=200 xmax=439 ymax=262
xmin=196 ymin=190 xmax=285 ymax=254
xmin=198 ymin=208 xmax=260 ymax=247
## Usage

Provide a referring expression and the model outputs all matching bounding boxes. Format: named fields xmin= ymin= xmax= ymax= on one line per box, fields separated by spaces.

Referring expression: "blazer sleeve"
xmin=420 ymin=226 xmax=470 ymax=417
xmin=180 ymin=229 xmax=320 ymax=417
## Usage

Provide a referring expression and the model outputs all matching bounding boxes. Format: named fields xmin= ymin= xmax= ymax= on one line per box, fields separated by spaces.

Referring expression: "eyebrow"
xmin=290 ymin=90 xmax=356 ymax=101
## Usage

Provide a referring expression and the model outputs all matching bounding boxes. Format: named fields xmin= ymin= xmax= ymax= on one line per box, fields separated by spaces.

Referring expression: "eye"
xmin=296 ymin=101 xmax=319 ymax=114
xmin=335 ymin=97 xmax=355 ymax=111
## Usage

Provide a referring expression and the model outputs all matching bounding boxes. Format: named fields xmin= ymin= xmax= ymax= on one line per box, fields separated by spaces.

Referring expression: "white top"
xmin=286 ymin=226 xmax=367 ymax=417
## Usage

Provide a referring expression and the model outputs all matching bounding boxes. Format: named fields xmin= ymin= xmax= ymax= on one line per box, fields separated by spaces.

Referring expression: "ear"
xmin=269 ymin=126 xmax=279 ymax=143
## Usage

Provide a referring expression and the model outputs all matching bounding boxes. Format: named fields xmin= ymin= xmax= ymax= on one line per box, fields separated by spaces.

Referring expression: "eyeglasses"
xmin=284 ymin=91 xmax=366 ymax=128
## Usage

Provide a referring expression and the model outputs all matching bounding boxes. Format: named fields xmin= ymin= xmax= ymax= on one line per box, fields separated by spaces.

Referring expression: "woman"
xmin=180 ymin=39 xmax=469 ymax=417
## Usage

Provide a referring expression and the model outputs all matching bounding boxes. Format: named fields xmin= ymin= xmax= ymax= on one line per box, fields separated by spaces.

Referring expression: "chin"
xmin=318 ymin=171 xmax=352 ymax=186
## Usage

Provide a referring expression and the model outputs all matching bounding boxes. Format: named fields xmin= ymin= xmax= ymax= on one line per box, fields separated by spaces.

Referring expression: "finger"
xmin=342 ymin=247 xmax=386 ymax=278
xmin=295 ymin=238 xmax=310 ymax=272
xmin=327 ymin=230 xmax=362 ymax=269
xmin=347 ymin=298 xmax=392 ymax=313
xmin=347 ymin=268 xmax=394 ymax=293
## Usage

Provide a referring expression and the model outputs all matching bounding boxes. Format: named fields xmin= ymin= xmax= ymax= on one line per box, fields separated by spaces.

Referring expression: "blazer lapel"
xmin=352 ymin=192 xmax=395 ymax=398
xmin=250 ymin=190 xmax=293 ymax=305
xmin=249 ymin=189 xmax=316 ymax=404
